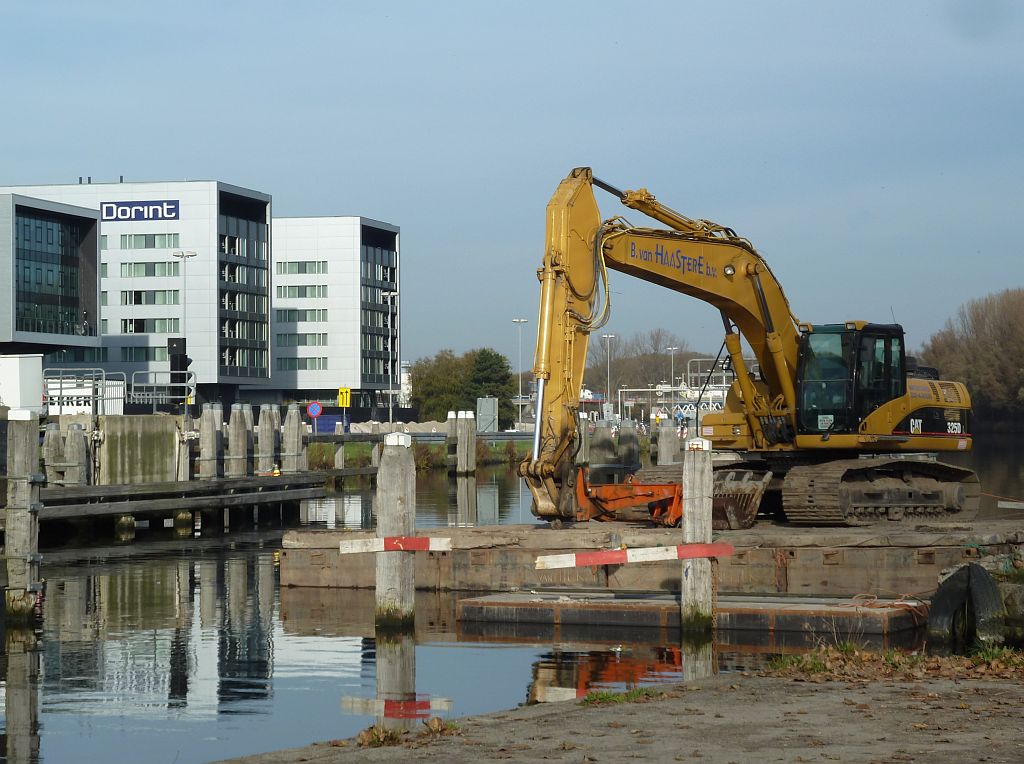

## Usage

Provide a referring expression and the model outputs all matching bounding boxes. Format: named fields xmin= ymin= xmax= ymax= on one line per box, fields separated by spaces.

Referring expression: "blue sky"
xmin=3 ymin=1 xmax=1021 ymax=371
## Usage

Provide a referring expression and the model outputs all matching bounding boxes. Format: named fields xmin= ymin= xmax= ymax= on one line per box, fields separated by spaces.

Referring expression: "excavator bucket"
xmin=713 ymin=469 xmax=773 ymax=530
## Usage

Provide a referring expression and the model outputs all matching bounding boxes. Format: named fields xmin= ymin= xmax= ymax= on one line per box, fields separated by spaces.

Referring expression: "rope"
xmin=982 ymin=490 xmax=1024 ymax=504
xmin=837 ymin=592 xmax=930 ymax=623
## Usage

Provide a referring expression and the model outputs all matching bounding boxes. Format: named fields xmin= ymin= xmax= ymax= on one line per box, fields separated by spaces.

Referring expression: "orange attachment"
xmin=573 ymin=467 xmax=683 ymax=526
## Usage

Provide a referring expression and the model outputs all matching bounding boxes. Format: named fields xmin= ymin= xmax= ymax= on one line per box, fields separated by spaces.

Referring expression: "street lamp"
xmin=382 ymin=290 xmax=399 ymax=423
xmin=512 ymin=318 xmax=528 ymax=429
xmin=601 ymin=333 xmax=615 ymax=421
xmin=666 ymin=345 xmax=679 ymax=413
xmin=172 ymin=251 xmax=197 ymax=340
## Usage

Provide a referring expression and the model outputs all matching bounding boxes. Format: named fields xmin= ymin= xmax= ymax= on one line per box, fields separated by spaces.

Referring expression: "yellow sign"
xmin=337 ymin=387 xmax=351 ymax=408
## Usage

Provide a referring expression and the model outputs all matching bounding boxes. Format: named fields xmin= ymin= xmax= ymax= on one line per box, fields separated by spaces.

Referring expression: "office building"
xmin=265 ymin=216 xmax=400 ymax=409
xmin=0 ymin=194 xmax=100 ymax=355
xmin=0 ymin=180 xmax=272 ymax=402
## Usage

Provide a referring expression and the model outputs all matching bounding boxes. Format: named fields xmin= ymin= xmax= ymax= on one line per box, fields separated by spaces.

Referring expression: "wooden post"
xmin=376 ymin=633 xmax=417 ymax=732
xmin=375 ymin=432 xmax=416 ymax=630
xmin=226 ymin=403 xmax=249 ymax=477
xmin=575 ymin=413 xmax=590 ymax=466
xmin=445 ymin=410 xmax=457 ymax=471
xmin=5 ymin=411 xmax=42 ymax=623
xmin=455 ymin=475 xmax=477 ymax=525
xmin=281 ymin=404 xmax=303 ymax=474
xmin=63 ymin=424 xmax=89 ymax=486
xmin=4 ymin=629 xmax=41 ymax=761
xmin=42 ymin=422 xmax=63 ymax=485
xmin=455 ymin=411 xmax=476 ymax=474
xmin=256 ymin=404 xmax=277 ymax=474
xmin=590 ymin=421 xmax=616 ymax=483
xmin=177 ymin=410 xmax=194 ymax=481
xmin=681 ymin=448 xmax=714 ymax=631
xmin=333 ymin=442 xmax=345 ymax=469
xmin=198 ymin=403 xmax=221 ymax=480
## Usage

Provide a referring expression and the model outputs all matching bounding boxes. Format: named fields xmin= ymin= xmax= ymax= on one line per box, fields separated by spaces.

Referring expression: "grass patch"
xmin=356 ymin=725 xmax=405 ymax=747
xmin=971 ymin=644 xmax=1024 ymax=666
xmin=580 ymin=687 xmax=661 ymax=706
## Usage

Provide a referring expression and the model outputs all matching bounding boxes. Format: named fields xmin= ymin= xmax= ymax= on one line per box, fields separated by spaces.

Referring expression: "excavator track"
xmin=781 ymin=457 xmax=980 ymax=526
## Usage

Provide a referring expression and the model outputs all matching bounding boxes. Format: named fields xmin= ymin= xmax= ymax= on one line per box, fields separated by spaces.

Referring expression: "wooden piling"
xmin=63 ymin=424 xmax=89 ymax=486
xmin=375 ymin=432 xmax=416 ymax=630
xmin=198 ymin=403 xmax=222 ymax=480
xmin=256 ymin=404 xmax=277 ymax=474
xmin=281 ymin=404 xmax=305 ymax=474
xmin=455 ymin=411 xmax=476 ymax=474
xmin=375 ymin=633 xmax=417 ymax=732
xmin=226 ymin=403 xmax=249 ymax=477
xmin=681 ymin=448 xmax=714 ymax=631
xmin=42 ymin=423 xmax=63 ymax=485
xmin=5 ymin=411 xmax=42 ymax=623
xmin=590 ymin=421 xmax=616 ymax=483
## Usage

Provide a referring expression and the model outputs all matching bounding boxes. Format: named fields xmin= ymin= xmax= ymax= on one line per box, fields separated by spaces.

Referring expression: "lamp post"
xmin=382 ymin=290 xmax=399 ymax=423
xmin=171 ymin=251 xmax=197 ymax=339
xmin=512 ymin=318 xmax=528 ymax=429
xmin=601 ymin=333 xmax=615 ymax=421
xmin=666 ymin=345 xmax=679 ymax=412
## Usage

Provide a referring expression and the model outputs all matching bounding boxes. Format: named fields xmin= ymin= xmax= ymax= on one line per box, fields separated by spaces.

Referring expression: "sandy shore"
xmin=214 ymin=673 xmax=1024 ymax=763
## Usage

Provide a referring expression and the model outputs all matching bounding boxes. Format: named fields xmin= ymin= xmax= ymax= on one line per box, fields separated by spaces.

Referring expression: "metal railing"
xmin=129 ymin=370 xmax=197 ymax=411
xmin=43 ymin=368 xmax=127 ymax=416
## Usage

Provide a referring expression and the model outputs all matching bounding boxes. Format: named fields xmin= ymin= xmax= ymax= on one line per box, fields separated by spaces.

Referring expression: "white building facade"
xmin=267 ymin=217 xmax=399 ymax=408
xmin=0 ymin=180 xmax=272 ymax=401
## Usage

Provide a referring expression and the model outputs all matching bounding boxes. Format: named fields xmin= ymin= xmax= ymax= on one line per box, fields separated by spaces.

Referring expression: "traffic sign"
xmin=306 ymin=401 xmax=323 ymax=418
xmin=337 ymin=386 xmax=351 ymax=407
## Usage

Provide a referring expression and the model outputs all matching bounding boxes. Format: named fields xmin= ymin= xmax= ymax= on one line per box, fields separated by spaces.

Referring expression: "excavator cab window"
xmin=854 ymin=330 xmax=905 ymax=422
xmin=796 ymin=330 xmax=857 ymax=434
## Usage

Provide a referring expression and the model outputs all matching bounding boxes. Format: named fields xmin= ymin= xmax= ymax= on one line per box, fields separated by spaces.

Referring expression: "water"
xmin=3 ymin=443 xmax=1020 ymax=763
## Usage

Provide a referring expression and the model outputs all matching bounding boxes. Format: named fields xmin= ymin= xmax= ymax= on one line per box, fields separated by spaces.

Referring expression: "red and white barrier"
xmin=339 ymin=536 xmax=453 ymax=554
xmin=535 ymin=542 xmax=734 ymax=570
xmin=341 ymin=696 xmax=453 ymax=718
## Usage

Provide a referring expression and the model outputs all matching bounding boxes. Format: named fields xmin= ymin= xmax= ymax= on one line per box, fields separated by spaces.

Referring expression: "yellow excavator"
xmin=519 ymin=168 xmax=979 ymax=527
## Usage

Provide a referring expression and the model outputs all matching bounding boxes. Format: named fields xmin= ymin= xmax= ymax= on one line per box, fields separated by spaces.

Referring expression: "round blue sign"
xmin=306 ymin=401 xmax=323 ymax=418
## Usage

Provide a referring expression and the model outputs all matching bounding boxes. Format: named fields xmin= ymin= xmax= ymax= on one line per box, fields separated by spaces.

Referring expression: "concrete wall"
xmin=97 ymin=415 xmax=178 ymax=484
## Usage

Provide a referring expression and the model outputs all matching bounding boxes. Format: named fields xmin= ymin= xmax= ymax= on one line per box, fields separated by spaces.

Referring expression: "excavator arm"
xmin=520 ymin=167 xmax=804 ymax=520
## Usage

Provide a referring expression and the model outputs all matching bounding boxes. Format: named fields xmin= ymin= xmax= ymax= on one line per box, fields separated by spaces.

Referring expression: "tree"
xmin=920 ymin=288 xmax=1024 ymax=427
xmin=409 ymin=347 xmax=516 ymax=428
xmin=409 ymin=350 xmax=470 ymax=422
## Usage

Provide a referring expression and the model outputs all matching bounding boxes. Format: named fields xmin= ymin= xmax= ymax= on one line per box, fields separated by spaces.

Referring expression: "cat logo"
xmin=910 ymin=418 xmax=923 ymax=434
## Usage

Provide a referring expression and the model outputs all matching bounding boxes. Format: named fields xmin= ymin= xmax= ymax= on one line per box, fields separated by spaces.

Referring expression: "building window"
xmin=120 ymin=290 xmax=179 ymax=305
xmin=276 ymin=260 xmax=328 ymax=275
xmin=275 ymin=308 xmax=328 ymax=322
xmin=119 ymin=261 xmax=181 ymax=278
xmin=120 ymin=346 xmax=169 ymax=362
xmin=119 ymin=233 xmax=181 ymax=249
xmin=275 ymin=356 xmax=328 ymax=371
xmin=100 ymin=235 xmax=108 ymax=250
xmin=275 ymin=332 xmax=328 ymax=347
xmin=120 ymin=318 xmax=181 ymax=333
xmin=275 ymin=285 xmax=328 ymax=299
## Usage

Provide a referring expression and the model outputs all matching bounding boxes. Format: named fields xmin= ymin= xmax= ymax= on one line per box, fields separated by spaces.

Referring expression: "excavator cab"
xmin=796 ymin=323 xmax=906 ymax=435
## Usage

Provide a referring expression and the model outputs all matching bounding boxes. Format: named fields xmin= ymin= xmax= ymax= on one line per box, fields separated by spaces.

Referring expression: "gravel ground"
xmin=213 ymin=673 xmax=1024 ymax=764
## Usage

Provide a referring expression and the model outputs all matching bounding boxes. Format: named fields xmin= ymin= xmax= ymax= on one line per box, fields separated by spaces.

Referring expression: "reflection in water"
xmin=300 ymin=466 xmax=540 ymax=531
xmin=5 ymin=443 xmax=1019 ymax=762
